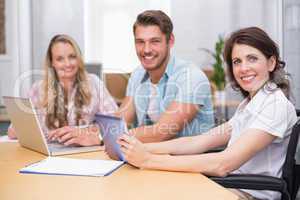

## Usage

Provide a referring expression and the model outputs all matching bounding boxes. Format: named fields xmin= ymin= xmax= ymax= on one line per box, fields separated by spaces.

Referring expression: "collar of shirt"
xmin=140 ymin=55 xmax=175 ymax=84
xmin=236 ymin=81 xmax=278 ymax=115
xmin=137 ymin=56 xmax=175 ymax=125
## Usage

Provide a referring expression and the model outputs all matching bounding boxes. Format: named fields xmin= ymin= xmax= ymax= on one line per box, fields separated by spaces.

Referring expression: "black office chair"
xmin=211 ymin=109 xmax=300 ymax=200
xmin=296 ymin=109 xmax=300 ymax=118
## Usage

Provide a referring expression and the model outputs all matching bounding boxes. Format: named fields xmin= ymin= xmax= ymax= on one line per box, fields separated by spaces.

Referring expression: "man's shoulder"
xmin=171 ymin=57 xmax=208 ymax=81
xmin=129 ymin=66 xmax=146 ymax=83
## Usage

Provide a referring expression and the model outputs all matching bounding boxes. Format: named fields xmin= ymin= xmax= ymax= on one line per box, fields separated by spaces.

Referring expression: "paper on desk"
xmin=20 ymin=157 xmax=124 ymax=177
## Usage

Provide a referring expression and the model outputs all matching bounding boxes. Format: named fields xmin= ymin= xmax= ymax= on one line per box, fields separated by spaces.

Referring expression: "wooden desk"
xmin=0 ymin=143 xmax=238 ymax=200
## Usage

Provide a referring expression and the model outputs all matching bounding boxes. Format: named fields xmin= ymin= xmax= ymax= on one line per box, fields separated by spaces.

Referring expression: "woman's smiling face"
xmin=51 ymin=42 xmax=79 ymax=82
xmin=231 ymin=44 xmax=276 ymax=97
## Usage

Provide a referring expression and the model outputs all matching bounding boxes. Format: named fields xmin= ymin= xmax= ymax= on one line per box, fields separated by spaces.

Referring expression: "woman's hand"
xmin=47 ymin=125 xmax=102 ymax=146
xmin=7 ymin=126 xmax=17 ymax=139
xmin=117 ymin=134 xmax=151 ymax=168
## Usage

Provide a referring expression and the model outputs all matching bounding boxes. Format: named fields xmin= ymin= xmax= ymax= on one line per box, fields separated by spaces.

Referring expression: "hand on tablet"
xmin=117 ymin=134 xmax=150 ymax=168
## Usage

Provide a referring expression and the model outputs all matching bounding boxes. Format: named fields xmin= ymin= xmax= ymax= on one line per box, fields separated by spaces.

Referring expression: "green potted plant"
xmin=201 ymin=35 xmax=225 ymax=91
xmin=211 ymin=36 xmax=225 ymax=91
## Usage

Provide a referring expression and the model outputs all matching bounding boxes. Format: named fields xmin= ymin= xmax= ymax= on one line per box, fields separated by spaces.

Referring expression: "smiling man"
xmin=116 ymin=10 xmax=214 ymax=143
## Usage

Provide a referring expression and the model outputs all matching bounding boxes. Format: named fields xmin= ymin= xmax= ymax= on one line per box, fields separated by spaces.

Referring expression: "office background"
xmin=0 ymin=1 xmax=299 ymax=198
xmin=0 ymin=0 xmax=299 ymax=105
xmin=0 ymin=0 xmax=299 ymax=130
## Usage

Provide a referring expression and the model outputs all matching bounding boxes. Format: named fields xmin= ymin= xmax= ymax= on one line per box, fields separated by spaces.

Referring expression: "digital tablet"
xmin=94 ymin=114 xmax=127 ymax=161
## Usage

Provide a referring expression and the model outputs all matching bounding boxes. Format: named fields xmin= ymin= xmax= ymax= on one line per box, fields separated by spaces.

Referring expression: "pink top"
xmin=29 ymin=73 xmax=118 ymax=133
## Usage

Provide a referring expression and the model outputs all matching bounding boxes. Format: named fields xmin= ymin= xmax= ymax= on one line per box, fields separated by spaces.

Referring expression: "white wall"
xmin=0 ymin=0 xmax=291 ymax=105
xmin=0 ymin=0 xmax=32 ymax=102
xmin=284 ymin=0 xmax=300 ymax=107
xmin=230 ymin=0 xmax=283 ymax=50
xmin=171 ymin=0 xmax=231 ymax=68
xmin=171 ymin=0 xmax=282 ymax=69
xmin=84 ymin=0 xmax=171 ymax=73
xmin=0 ymin=0 xmax=18 ymax=103
xmin=31 ymin=0 xmax=84 ymax=71
xmin=84 ymin=0 xmax=282 ymax=73
xmin=17 ymin=0 xmax=33 ymax=97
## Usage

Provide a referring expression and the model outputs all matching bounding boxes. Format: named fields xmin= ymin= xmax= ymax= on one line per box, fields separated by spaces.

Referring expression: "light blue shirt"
xmin=126 ymin=56 xmax=215 ymax=137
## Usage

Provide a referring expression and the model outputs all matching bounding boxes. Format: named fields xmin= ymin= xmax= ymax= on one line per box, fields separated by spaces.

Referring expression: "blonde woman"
xmin=8 ymin=34 xmax=118 ymax=146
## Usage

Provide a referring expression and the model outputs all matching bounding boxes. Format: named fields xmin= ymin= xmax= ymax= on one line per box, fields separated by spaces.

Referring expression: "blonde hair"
xmin=41 ymin=34 xmax=91 ymax=129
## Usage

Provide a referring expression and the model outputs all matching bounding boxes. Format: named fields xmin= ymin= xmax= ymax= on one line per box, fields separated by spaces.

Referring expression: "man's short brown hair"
xmin=133 ymin=10 xmax=173 ymax=41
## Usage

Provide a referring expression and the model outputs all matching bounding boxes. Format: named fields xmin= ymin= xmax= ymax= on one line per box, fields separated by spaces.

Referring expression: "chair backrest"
xmin=296 ymin=109 xmax=300 ymax=118
xmin=103 ymin=73 xmax=130 ymax=105
xmin=282 ymin=109 xmax=300 ymax=200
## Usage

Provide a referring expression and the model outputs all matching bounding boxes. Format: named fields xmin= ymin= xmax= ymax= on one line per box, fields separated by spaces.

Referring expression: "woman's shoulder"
xmin=257 ymin=82 xmax=291 ymax=105
xmin=29 ymin=80 xmax=43 ymax=96
xmin=86 ymin=73 xmax=104 ymax=86
xmin=28 ymin=80 xmax=44 ymax=107
xmin=31 ymin=80 xmax=43 ymax=88
xmin=265 ymin=88 xmax=293 ymax=106
xmin=242 ymin=84 xmax=296 ymax=119
xmin=261 ymin=88 xmax=296 ymax=121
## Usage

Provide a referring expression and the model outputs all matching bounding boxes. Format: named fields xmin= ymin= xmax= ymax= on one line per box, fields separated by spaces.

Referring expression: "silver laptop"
xmin=3 ymin=96 xmax=103 ymax=156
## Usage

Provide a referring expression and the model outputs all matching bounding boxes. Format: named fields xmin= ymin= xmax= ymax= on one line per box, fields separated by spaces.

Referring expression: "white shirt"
xmin=147 ymin=83 xmax=160 ymax=123
xmin=228 ymin=83 xmax=297 ymax=200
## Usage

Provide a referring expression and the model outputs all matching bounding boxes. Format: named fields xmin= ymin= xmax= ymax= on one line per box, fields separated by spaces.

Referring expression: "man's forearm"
xmin=144 ymin=136 xmax=195 ymax=154
xmin=130 ymin=124 xmax=177 ymax=143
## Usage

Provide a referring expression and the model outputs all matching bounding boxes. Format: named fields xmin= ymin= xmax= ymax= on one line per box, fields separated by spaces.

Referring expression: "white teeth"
xmin=241 ymin=75 xmax=255 ymax=81
xmin=64 ymin=68 xmax=73 ymax=72
xmin=144 ymin=56 xmax=154 ymax=60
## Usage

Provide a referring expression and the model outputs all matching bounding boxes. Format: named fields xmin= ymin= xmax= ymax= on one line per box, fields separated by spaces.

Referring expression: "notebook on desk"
xmin=20 ymin=157 xmax=124 ymax=177
xmin=3 ymin=96 xmax=102 ymax=156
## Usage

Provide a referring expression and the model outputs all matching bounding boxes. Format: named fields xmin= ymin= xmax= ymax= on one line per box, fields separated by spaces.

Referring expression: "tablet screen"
xmin=94 ymin=114 xmax=127 ymax=161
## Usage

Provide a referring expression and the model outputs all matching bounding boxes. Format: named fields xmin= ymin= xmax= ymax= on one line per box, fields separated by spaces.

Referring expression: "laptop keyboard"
xmin=48 ymin=142 xmax=81 ymax=152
